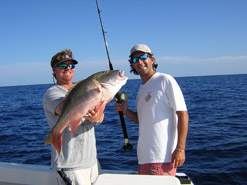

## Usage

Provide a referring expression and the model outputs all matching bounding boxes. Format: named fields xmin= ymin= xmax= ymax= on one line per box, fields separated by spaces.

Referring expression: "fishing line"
xmin=96 ymin=0 xmax=133 ymax=150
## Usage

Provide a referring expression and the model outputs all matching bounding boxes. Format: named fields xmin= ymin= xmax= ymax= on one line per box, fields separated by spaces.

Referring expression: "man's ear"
xmin=150 ymin=56 xmax=155 ymax=64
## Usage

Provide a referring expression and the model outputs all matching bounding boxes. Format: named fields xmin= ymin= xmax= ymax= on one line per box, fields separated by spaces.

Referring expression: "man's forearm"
xmin=124 ymin=109 xmax=139 ymax=124
xmin=176 ymin=111 xmax=189 ymax=150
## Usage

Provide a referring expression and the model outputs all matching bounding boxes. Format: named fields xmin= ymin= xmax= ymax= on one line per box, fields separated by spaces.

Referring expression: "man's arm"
xmin=172 ymin=110 xmax=189 ymax=168
xmin=54 ymin=100 xmax=65 ymax=115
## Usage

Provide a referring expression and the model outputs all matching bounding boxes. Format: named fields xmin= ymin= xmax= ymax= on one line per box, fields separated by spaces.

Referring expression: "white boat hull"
xmin=0 ymin=162 xmax=193 ymax=185
xmin=0 ymin=162 xmax=56 ymax=185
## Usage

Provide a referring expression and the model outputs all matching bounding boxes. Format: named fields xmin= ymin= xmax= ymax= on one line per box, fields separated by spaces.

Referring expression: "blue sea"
xmin=0 ymin=74 xmax=246 ymax=185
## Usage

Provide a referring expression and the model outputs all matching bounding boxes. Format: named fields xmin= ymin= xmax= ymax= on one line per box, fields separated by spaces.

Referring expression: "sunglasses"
xmin=131 ymin=55 xmax=150 ymax=64
xmin=57 ymin=64 xmax=75 ymax=69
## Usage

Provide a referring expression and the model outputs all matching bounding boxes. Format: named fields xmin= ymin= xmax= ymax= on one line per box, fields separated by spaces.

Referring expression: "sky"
xmin=0 ymin=0 xmax=246 ymax=86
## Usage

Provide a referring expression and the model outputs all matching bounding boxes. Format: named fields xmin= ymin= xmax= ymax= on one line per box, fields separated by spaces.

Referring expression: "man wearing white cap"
xmin=115 ymin=44 xmax=189 ymax=176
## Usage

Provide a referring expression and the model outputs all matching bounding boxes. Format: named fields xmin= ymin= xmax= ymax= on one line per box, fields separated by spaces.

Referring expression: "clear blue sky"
xmin=1 ymin=0 xmax=246 ymax=86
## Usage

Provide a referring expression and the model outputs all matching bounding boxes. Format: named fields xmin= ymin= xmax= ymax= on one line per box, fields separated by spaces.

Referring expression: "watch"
xmin=95 ymin=119 xmax=100 ymax=125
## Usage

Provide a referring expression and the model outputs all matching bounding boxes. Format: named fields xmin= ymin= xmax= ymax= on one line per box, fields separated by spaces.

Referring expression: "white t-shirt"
xmin=136 ymin=72 xmax=187 ymax=164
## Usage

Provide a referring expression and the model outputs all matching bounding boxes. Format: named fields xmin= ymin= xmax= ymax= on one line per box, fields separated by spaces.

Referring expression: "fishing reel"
xmin=115 ymin=92 xmax=128 ymax=103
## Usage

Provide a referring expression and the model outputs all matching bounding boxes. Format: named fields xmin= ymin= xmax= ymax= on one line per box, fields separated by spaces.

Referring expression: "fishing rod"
xmin=96 ymin=0 xmax=113 ymax=71
xmin=96 ymin=0 xmax=133 ymax=150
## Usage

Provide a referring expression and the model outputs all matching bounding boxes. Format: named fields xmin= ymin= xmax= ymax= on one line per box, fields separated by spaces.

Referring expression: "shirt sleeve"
xmin=163 ymin=75 xmax=187 ymax=112
xmin=43 ymin=86 xmax=67 ymax=119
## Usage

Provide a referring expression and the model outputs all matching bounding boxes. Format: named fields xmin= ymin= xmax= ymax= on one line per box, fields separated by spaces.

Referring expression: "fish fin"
xmin=95 ymin=100 xmax=104 ymax=110
xmin=91 ymin=79 xmax=102 ymax=93
xmin=44 ymin=131 xmax=62 ymax=155
xmin=97 ymin=86 xmax=102 ymax=93
xmin=70 ymin=119 xmax=82 ymax=134
xmin=53 ymin=134 xmax=62 ymax=155
xmin=73 ymin=79 xmax=84 ymax=87
xmin=63 ymin=79 xmax=85 ymax=99
xmin=44 ymin=132 xmax=52 ymax=145
xmin=95 ymin=100 xmax=107 ymax=116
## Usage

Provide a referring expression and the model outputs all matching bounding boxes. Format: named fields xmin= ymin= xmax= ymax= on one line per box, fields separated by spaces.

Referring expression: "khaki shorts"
xmin=138 ymin=162 xmax=176 ymax=176
xmin=57 ymin=162 xmax=101 ymax=185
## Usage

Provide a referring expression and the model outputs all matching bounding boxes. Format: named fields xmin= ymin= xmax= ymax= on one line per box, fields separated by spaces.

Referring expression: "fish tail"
xmin=44 ymin=131 xmax=62 ymax=155
xmin=44 ymin=132 xmax=53 ymax=145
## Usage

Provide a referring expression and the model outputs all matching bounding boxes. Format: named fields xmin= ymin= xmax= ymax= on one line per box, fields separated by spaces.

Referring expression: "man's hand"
xmin=115 ymin=100 xmax=128 ymax=114
xmin=84 ymin=101 xmax=105 ymax=124
xmin=171 ymin=149 xmax=185 ymax=168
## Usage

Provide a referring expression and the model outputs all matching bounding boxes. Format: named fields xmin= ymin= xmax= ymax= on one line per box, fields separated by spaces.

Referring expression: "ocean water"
xmin=0 ymin=74 xmax=246 ymax=185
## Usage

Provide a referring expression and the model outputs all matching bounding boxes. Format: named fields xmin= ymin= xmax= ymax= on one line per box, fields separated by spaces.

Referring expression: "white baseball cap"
xmin=129 ymin=44 xmax=152 ymax=57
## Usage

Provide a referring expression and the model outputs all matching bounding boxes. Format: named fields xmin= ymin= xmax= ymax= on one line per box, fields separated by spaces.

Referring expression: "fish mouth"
xmin=119 ymin=71 xmax=128 ymax=82
xmin=119 ymin=70 xmax=124 ymax=77
xmin=119 ymin=70 xmax=126 ymax=78
xmin=100 ymin=70 xmax=127 ymax=89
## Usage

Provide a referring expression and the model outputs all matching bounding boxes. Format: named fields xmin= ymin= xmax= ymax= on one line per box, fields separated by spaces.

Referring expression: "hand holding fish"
xmin=84 ymin=101 xmax=106 ymax=125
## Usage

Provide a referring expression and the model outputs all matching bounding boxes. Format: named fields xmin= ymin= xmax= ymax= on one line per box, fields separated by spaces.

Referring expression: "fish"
xmin=44 ymin=70 xmax=128 ymax=154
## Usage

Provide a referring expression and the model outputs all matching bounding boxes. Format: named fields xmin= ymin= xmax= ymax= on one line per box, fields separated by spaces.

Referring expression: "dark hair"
xmin=129 ymin=54 xmax=158 ymax=75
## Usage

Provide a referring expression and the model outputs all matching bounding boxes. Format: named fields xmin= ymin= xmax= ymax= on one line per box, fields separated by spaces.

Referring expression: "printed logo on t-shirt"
xmin=145 ymin=92 xmax=152 ymax=103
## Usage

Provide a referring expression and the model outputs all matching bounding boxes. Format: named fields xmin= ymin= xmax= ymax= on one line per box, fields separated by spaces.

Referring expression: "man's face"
xmin=53 ymin=61 xmax=75 ymax=84
xmin=131 ymin=51 xmax=154 ymax=76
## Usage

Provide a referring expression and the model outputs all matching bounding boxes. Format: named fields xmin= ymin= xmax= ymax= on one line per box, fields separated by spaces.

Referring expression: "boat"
xmin=0 ymin=161 xmax=194 ymax=185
